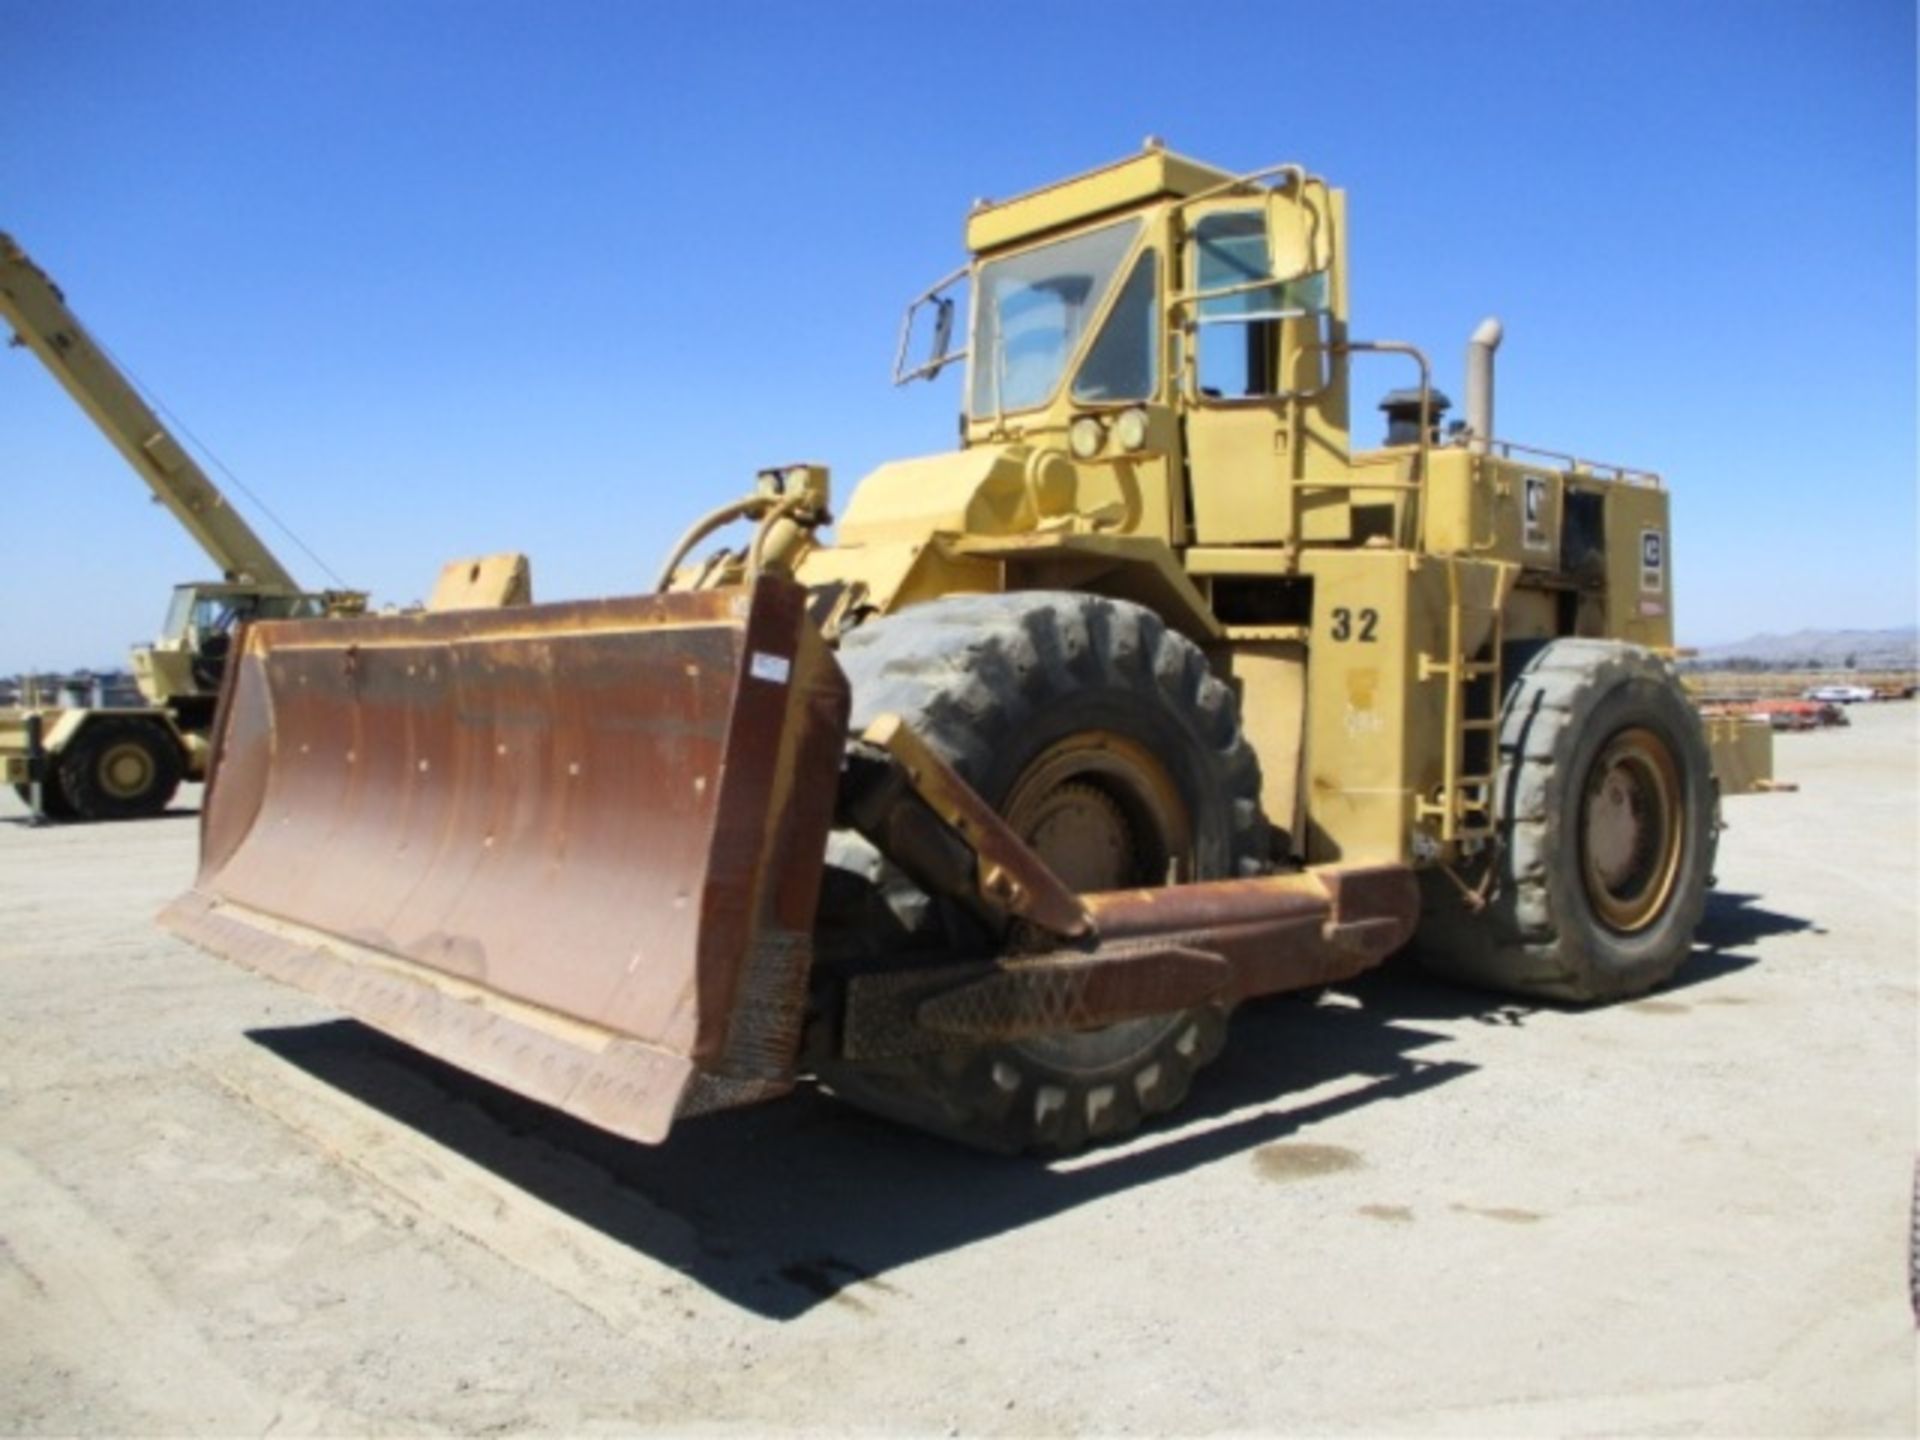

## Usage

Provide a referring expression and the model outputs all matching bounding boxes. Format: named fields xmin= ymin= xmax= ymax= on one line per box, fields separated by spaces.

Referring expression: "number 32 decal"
xmin=1330 ymin=607 xmax=1379 ymax=642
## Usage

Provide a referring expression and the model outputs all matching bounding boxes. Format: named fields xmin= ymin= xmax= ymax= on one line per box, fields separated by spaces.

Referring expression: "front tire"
xmin=56 ymin=719 xmax=183 ymax=821
xmin=1416 ymin=639 xmax=1716 ymax=1002
xmin=815 ymin=591 xmax=1265 ymax=1153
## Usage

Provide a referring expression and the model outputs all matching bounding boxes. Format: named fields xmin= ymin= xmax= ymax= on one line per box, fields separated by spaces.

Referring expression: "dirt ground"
xmin=2 ymin=705 xmax=1914 ymax=1437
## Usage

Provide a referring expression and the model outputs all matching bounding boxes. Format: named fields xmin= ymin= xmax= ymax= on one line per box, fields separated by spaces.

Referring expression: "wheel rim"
xmin=997 ymin=732 xmax=1195 ymax=1073
xmin=1000 ymin=732 xmax=1193 ymax=892
xmin=1578 ymin=726 xmax=1683 ymax=933
xmin=97 ymin=740 xmax=156 ymax=800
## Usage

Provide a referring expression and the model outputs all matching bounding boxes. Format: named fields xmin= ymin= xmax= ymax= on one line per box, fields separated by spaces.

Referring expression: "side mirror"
xmin=929 ymin=295 xmax=955 ymax=370
xmin=1264 ymin=188 xmax=1316 ymax=282
xmin=893 ymin=266 xmax=970 ymax=385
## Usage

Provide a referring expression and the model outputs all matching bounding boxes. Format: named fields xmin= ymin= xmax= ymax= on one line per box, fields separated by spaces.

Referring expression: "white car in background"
xmin=1804 ymin=684 xmax=1877 ymax=703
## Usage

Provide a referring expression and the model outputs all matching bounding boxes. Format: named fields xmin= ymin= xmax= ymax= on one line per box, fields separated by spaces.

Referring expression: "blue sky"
xmin=2 ymin=1 xmax=1912 ymax=669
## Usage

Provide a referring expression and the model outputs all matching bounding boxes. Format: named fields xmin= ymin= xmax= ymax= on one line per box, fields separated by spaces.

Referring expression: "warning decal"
xmin=1523 ymin=476 xmax=1550 ymax=553
xmin=1640 ymin=529 xmax=1665 ymax=593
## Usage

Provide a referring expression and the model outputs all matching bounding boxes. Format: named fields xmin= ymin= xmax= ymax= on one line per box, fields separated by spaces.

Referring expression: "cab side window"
xmin=1189 ymin=211 xmax=1331 ymax=400
xmin=1192 ymin=212 xmax=1277 ymax=399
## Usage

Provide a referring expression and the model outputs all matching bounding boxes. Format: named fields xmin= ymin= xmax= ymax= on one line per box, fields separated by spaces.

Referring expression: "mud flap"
xmin=160 ymin=578 xmax=849 ymax=1144
xmin=1703 ymin=712 xmax=1777 ymax=797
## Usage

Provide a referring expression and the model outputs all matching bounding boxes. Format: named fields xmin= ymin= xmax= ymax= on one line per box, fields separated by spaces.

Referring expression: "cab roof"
xmin=965 ymin=146 xmax=1238 ymax=256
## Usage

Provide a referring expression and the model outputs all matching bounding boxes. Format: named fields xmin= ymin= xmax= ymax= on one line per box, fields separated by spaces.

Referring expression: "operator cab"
xmin=888 ymin=144 xmax=1357 ymax=552
xmin=159 ymin=583 xmax=326 ymax=690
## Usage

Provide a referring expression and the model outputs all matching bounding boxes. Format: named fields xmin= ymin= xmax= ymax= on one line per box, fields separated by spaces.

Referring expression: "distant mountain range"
xmin=1683 ymin=625 xmax=1918 ymax=671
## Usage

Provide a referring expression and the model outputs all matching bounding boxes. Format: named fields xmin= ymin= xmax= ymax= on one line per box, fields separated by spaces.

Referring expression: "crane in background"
xmin=0 ymin=229 xmax=366 ymax=819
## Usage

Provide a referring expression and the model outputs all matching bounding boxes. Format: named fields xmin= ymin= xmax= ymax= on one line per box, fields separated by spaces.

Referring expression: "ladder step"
xmin=1429 ymin=574 xmax=1505 ymax=845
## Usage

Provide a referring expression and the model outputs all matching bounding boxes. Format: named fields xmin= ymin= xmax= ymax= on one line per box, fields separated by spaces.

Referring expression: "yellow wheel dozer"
xmin=159 ymin=143 xmax=1769 ymax=1152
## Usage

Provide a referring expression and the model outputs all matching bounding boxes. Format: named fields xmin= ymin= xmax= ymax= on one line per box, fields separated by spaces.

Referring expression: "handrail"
xmin=1166 ymin=162 xmax=1330 ymax=317
xmin=1486 ymin=437 xmax=1662 ymax=488
xmin=1168 ymin=161 xmax=1308 ymax=214
xmin=1332 ymin=340 xmax=1434 ymax=550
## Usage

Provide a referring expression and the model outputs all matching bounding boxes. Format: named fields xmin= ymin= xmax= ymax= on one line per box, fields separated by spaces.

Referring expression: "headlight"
xmin=1068 ymin=415 xmax=1106 ymax=460
xmin=1113 ymin=407 xmax=1150 ymax=452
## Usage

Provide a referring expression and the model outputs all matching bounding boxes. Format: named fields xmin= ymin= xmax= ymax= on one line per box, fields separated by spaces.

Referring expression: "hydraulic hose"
xmin=652 ymin=497 xmax=773 ymax=594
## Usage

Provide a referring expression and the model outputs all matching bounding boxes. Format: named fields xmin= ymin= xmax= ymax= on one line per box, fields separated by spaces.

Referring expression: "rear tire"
xmin=55 ymin=719 xmax=183 ymax=821
xmin=815 ymin=591 xmax=1265 ymax=1153
xmin=1416 ymin=639 xmax=1716 ymax=1002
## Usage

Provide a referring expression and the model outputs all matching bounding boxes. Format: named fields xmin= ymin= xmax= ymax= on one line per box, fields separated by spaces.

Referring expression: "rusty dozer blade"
xmin=160 ymin=577 xmax=849 ymax=1144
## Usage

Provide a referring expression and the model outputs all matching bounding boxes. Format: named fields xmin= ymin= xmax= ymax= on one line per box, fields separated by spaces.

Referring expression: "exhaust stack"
xmin=1465 ymin=316 xmax=1503 ymax=454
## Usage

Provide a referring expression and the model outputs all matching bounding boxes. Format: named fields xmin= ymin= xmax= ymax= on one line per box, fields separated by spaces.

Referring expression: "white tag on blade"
xmin=749 ymin=651 xmax=792 ymax=685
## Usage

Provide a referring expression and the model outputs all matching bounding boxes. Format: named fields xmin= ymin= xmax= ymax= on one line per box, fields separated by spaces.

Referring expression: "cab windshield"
xmin=160 ymin=586 xmax=320 ymax=642
xmin=161 ymin=587 xmax=219 ymax=642
xmin=970 ymin=219 xmax=1142 ymax=419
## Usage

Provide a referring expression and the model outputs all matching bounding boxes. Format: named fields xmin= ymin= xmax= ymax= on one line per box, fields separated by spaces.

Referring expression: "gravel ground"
xmin=1 ymin=705 xmax=1914 ymax=1436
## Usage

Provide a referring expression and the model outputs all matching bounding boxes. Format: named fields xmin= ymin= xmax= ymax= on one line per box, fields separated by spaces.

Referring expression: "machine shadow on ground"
xmin=1690 ymin=888 xmax=1817 ymax=956
xmin=248 ymin=887 xmax=1808 ymax=1321
xmin=251 ymin=988 xmax=1473 ymax=1321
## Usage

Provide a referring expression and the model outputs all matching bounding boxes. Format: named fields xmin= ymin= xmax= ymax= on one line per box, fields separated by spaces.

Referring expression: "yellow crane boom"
xmin=0 ymin=230 xmax=301 ymax=592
